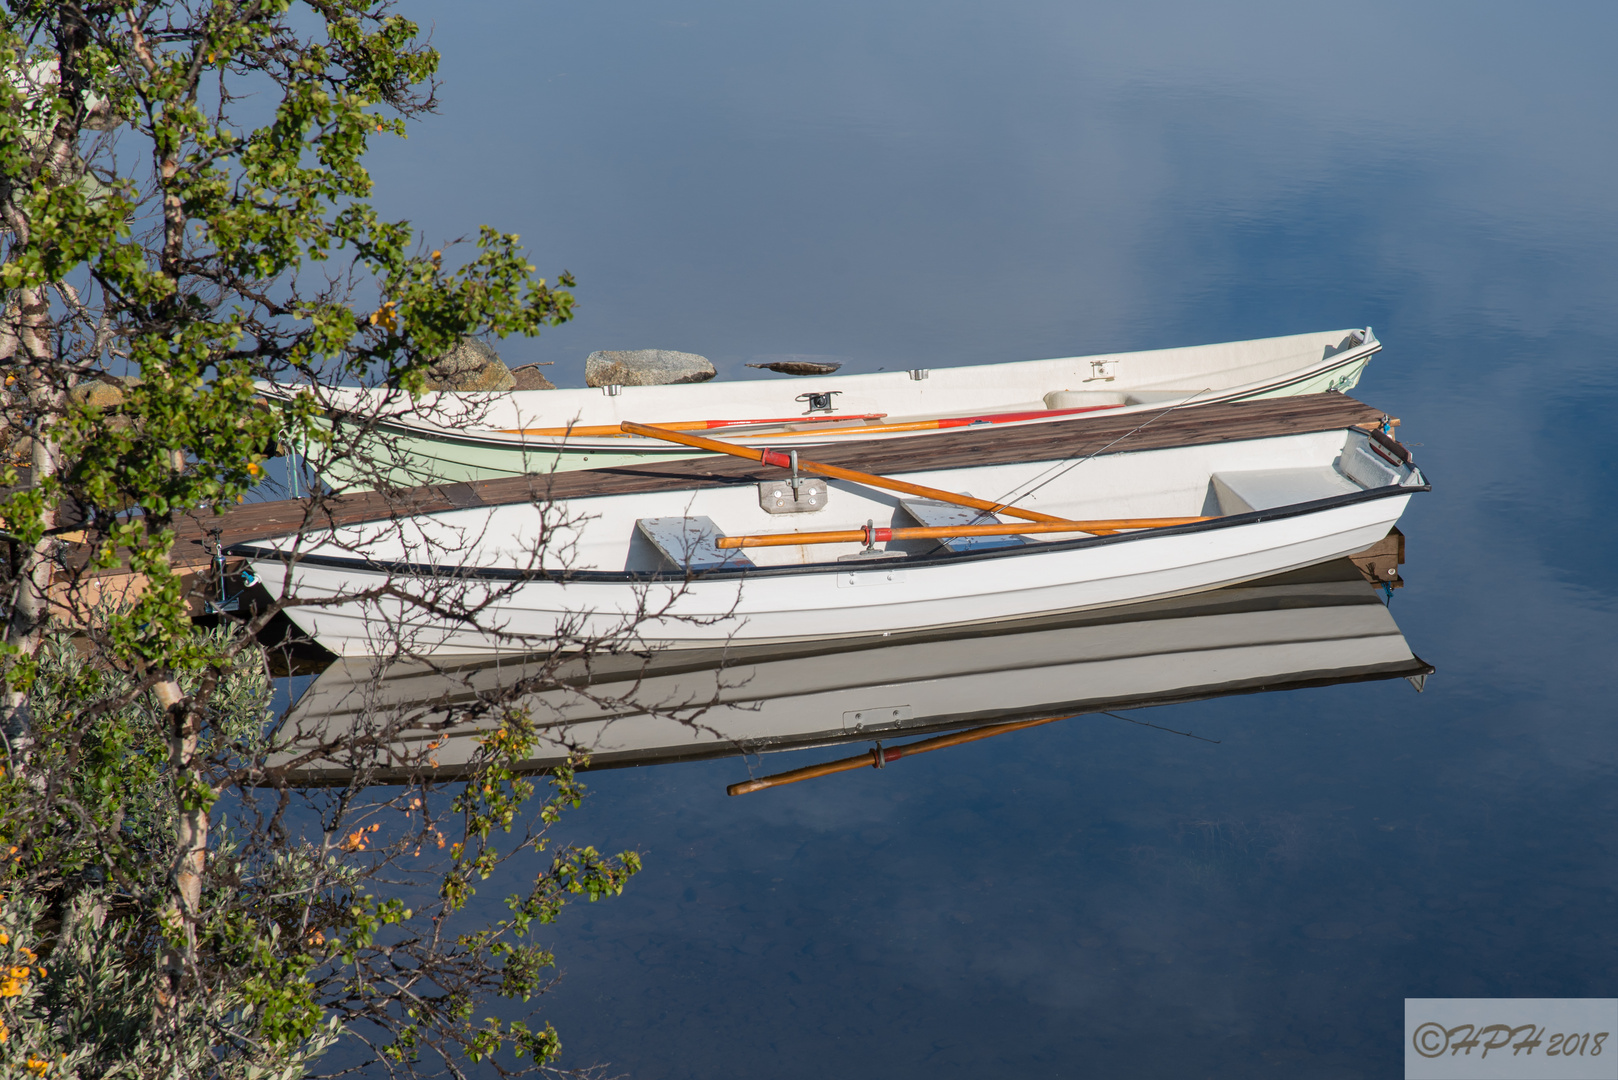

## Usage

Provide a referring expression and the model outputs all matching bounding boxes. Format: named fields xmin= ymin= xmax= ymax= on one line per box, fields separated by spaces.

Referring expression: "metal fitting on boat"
xmin=908 ymin=369 xmax=929 ymax=380
xmin=796 ymin=390 xmax=841 ymax=413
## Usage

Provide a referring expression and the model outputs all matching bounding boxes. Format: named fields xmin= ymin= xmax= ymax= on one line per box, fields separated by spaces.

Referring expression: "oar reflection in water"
xmin=726 ymin=710 xmax=1222 ymax=796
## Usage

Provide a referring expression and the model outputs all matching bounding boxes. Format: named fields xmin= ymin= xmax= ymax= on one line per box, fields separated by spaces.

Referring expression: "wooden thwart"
xmin=715 ymin=517 xmax=1211 ymax=549
xmin=727 ymin=715 xmax=1069 ymax=795
xmin=621 ymin=421 xmax=1071 ymax=525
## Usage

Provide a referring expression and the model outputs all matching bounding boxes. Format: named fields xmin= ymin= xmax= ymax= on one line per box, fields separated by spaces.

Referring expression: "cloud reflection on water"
xmin=337 ymin=2 xmax=1618 ymax=1075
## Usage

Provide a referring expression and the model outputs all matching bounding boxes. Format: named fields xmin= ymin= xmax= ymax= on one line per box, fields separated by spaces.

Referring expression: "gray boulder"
xmin=69 ymin=374 xmax=145 ymax=410
xmin=425 ymin=338 xmax=515 ymax=392
xmin=585 ymin=349 xmax=715 ymax=387
xmin=71 ymin=379 xmax=128 ymax=410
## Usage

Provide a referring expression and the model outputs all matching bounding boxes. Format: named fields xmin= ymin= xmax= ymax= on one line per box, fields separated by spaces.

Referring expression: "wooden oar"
xmin=727 ymin=715 xmax=1068 ymax=796
xmin=721 ymin=402 xmax=1127 ymax=439
xmin=620 ymin=421 xmax=1070 ymax=525
xmin=504 ymin=402 xmax=1127 ymax=441
xmin=498 ymin=413 xmax=887 ymax=438
xmin=714 ymin=517 xmax=1210 ymax=549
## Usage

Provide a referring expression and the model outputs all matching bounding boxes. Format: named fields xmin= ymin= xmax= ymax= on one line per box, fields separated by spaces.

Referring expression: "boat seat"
xmin=1209 ymin=467 xmax=1361 ymax=514
xmin=1042 ymin=389 xmax=1186 ymax=409
xmin=634 ymin=516 xmax=756 ymax=572
xmin=1043 ymin=390 xmax=1131 ymax=408
xmin=898 ymin=497 xmax=1026 ymax=552
xmin=1338 ymin=438 xmax=1409 ymax=490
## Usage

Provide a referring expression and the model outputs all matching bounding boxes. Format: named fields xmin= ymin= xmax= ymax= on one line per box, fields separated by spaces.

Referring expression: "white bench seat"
xmin=1210 ymin=466 xmax=1362 ymax=514
xmin=634 ymin=516 xmax=756 ymax=572
xmin=898 ymin=498 xmax=1026 ymax=552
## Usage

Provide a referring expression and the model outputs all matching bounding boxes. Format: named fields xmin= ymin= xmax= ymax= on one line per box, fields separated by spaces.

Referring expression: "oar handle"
xmin=620 ymin=421 xmax=1070 ymax=524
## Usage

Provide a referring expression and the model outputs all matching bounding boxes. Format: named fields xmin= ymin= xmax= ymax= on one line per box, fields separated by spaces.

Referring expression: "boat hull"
xmin=245 ymin=487 xmax=1414 ymax=657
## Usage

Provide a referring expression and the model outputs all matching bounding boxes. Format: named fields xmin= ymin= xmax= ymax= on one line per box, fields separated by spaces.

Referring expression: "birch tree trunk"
xmin=1 ymin=16 xmax=84 ymax=768
xmin=1 ymin=285 xmax=62 ymax=772
xmin=154 ymin=677 xmax=205 ymax=1007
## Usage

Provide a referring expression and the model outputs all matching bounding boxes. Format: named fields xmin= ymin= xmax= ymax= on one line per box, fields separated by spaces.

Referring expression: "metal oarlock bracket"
xmin=796 ymin=390 xmax=842 ymax=413
xmin=757 ymin=449 xmax=828 ymax=513
xmin=860 ymin=518 xmax=878 ymax=554
xmin=836 ymin=519 xmax=905 ymax=562
xmin=758 ymin=477 xmax=827 ymax=513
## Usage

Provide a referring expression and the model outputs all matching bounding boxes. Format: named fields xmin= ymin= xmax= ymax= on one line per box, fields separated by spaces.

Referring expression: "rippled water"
xmin=346 ymin=3 xmax=1618 ymax=1076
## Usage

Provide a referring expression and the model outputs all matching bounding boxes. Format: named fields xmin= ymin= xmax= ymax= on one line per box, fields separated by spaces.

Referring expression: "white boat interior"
xmin=270 ymin=426 xmax=1424 ymax=575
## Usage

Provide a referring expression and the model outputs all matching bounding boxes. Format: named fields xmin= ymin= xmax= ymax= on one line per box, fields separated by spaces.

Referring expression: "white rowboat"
xmin=237 ymin=423 xmax=1428 ymax=657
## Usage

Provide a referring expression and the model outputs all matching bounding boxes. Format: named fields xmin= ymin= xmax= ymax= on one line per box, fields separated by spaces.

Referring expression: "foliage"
xmin=0 ymin=1 xmax=641 ymax=1076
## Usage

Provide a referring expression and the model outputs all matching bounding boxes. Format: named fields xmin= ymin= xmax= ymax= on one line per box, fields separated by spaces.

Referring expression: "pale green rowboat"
xmin=277 ymin=327 xmax=1380 ymax=489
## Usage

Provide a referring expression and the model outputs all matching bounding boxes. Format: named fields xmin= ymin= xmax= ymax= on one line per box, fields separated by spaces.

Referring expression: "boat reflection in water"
xmin=277 ymin=557 xmax=1429 ymax=786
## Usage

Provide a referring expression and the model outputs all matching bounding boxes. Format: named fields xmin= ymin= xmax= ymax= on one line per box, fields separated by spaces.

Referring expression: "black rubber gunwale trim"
xmin=227 ymin=476 xmax=1429 ymax=584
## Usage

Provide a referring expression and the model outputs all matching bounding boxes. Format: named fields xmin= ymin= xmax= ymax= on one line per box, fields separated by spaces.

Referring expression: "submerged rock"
xmin=510 ymin=364 xmax=557 ymax=390
xmin=585 ymin=349 xmax=715 ymax=387
xmin=425 ymin=338 xmax=515 ymax=392
xmin=745 ymin=360 xmax=843 ymax=376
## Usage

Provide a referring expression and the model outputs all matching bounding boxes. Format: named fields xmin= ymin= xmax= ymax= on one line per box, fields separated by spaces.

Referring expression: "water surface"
xmin=346 ymin=3 xmax=1618 ymax=1075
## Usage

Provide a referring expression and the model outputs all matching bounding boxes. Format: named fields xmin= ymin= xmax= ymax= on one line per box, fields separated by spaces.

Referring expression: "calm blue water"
xmin=352 ymin=3 xmax=1618 ymax=1076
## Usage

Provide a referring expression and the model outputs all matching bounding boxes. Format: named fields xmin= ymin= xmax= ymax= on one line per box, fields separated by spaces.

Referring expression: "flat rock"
xmin=426 ymin=338 xmax=515 ymax=392
xmin=510 ymin=364 xmax=557 ymax=390
xmin=746 ymin=360 xmax=843 ymax=376
xmin=586 ymin=349 xmax=715 ymax=387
